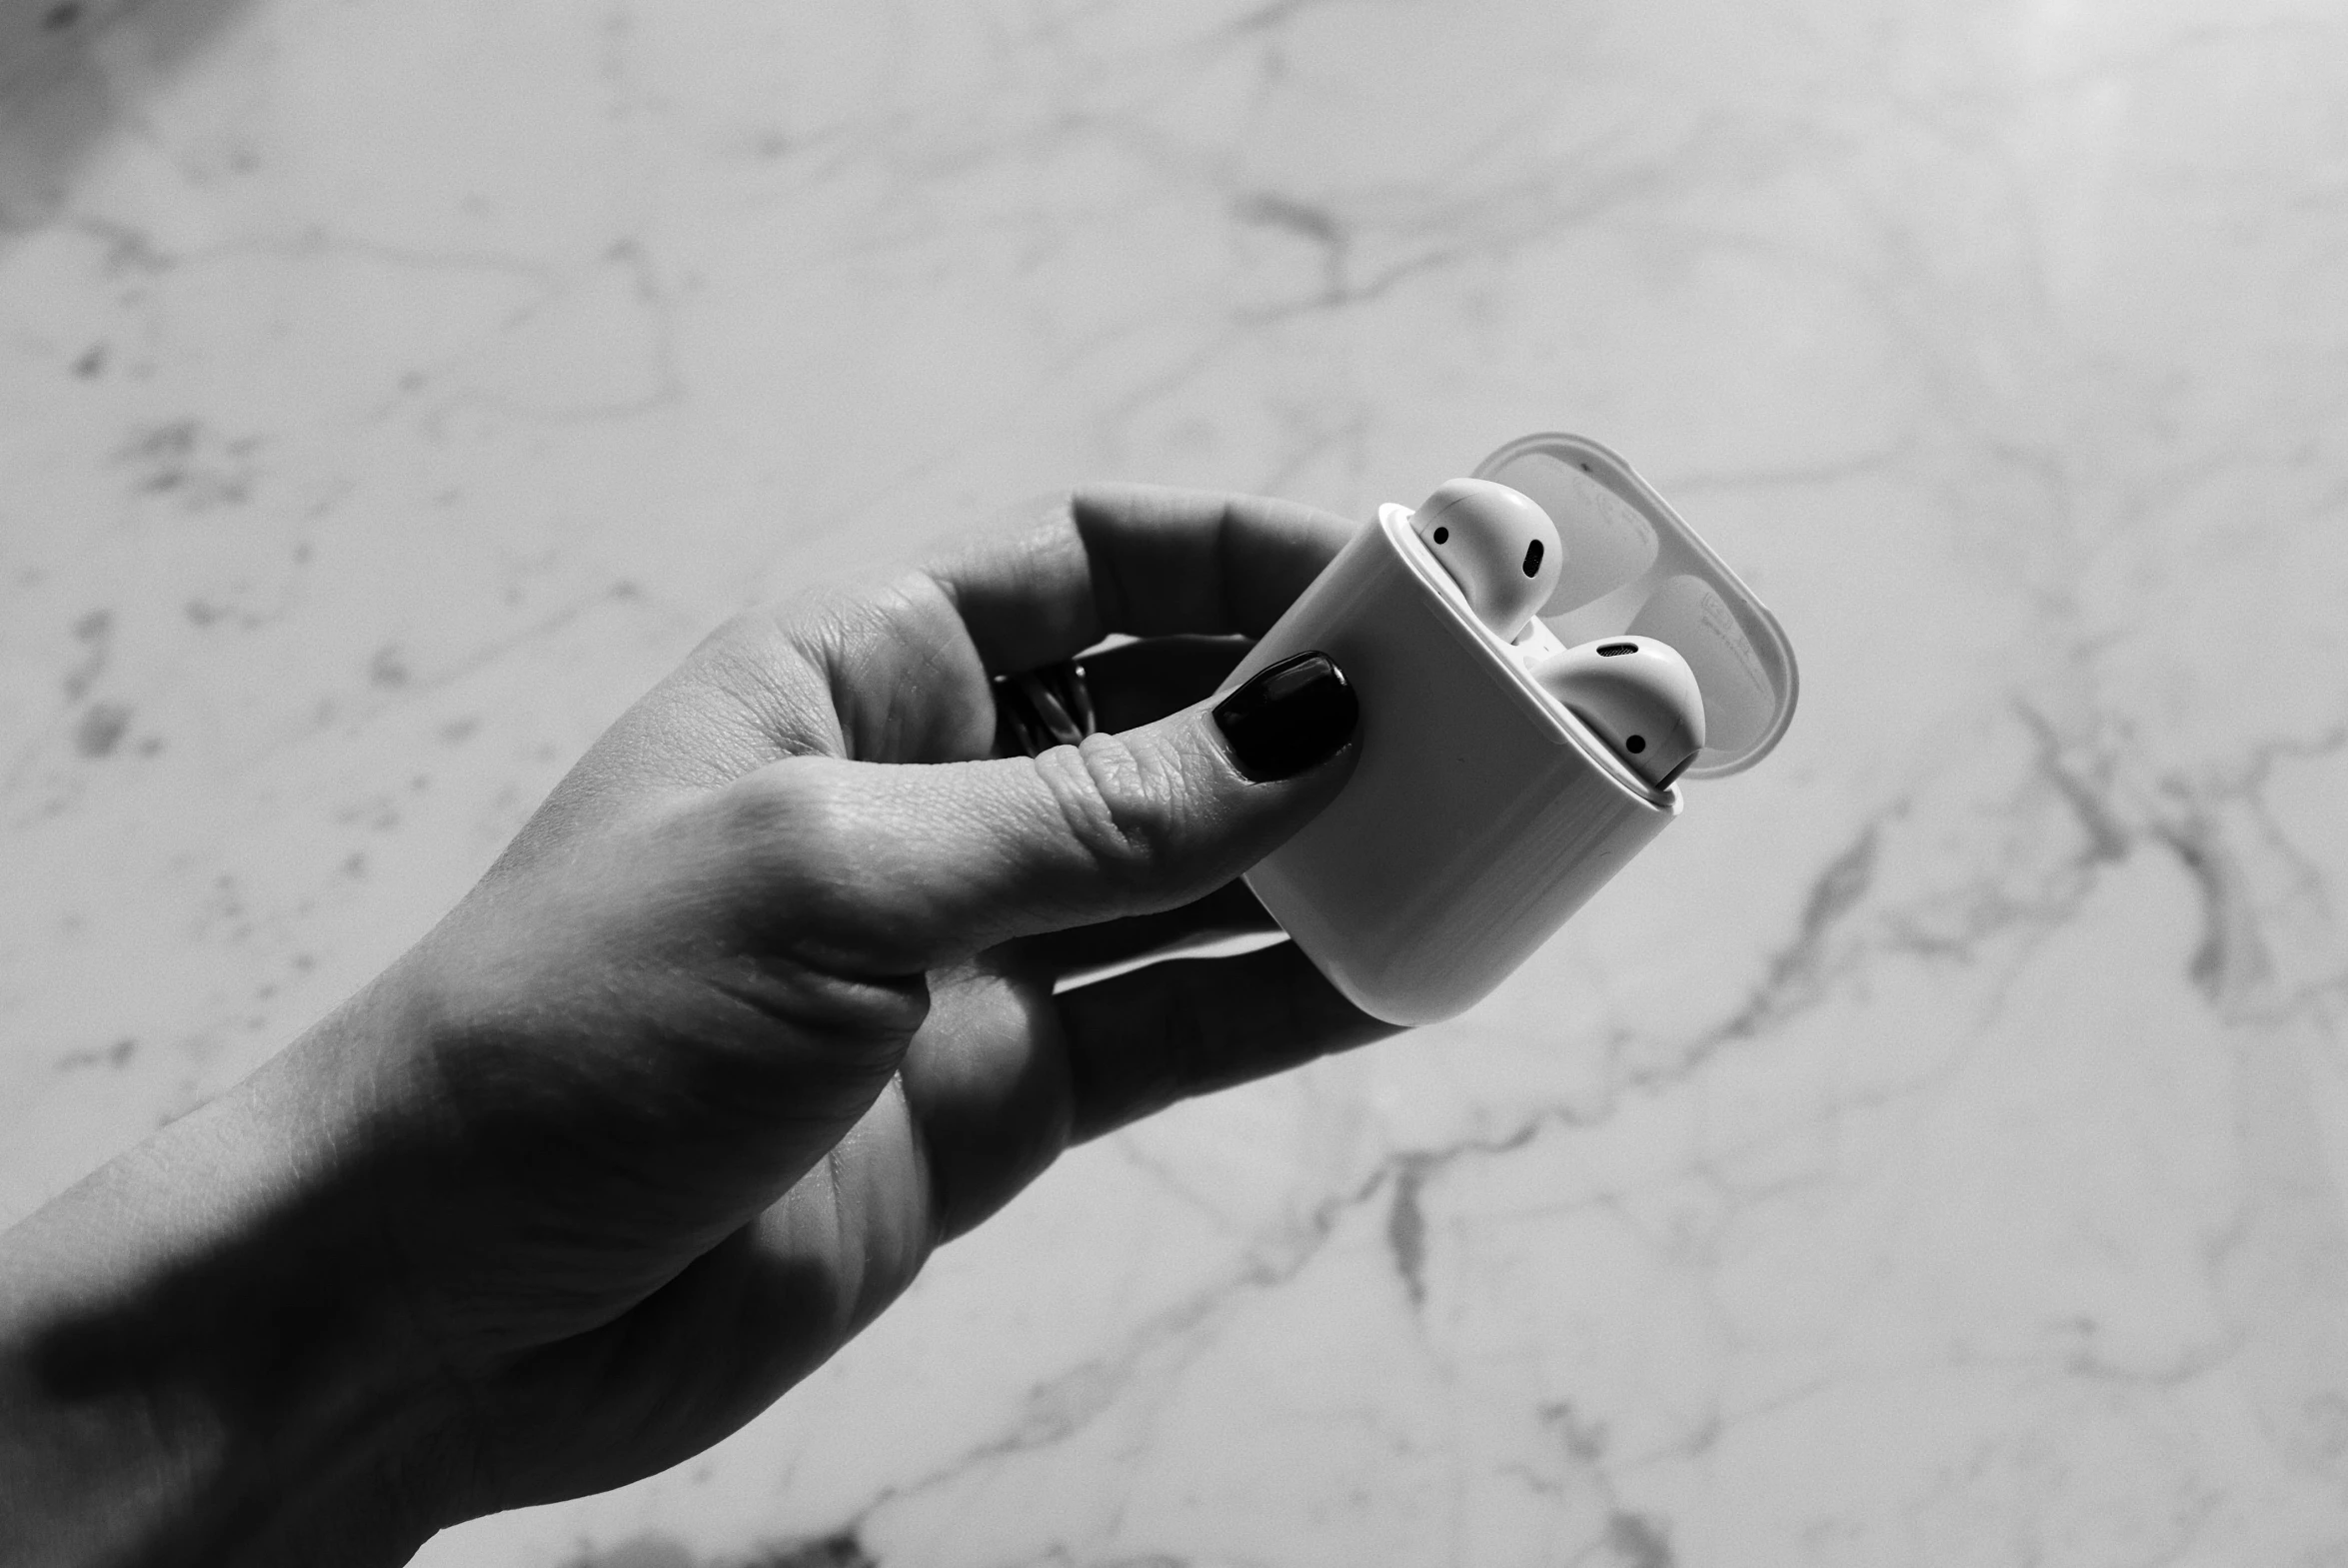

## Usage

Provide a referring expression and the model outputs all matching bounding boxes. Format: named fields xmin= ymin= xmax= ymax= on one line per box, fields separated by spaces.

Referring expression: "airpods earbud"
xmin=1408 ymin=485 xmax=1701 ymax=785
xmin=1410 ymin=478 xmax=1562 ymax=644
xmin=1533 ymin=636 xmax=1707 ymax=788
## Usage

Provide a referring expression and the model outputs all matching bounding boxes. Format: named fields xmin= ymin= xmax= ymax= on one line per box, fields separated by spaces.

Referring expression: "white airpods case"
xmin=1223 ymin=434 xmax=1799 ymax=1025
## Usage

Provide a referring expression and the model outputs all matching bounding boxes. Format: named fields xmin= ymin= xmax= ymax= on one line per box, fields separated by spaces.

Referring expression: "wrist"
xmin=0 ymin=1004 xmax=454 ymax=1564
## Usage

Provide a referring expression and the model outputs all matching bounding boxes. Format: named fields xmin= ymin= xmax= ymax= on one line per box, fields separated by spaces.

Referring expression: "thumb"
xmin=728 ymin=652 xmax=1358 ymax=973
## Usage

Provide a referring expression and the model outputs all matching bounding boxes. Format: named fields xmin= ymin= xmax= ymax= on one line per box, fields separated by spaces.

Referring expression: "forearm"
xmin=0 ymin=1019 xmax=445 ymax=1566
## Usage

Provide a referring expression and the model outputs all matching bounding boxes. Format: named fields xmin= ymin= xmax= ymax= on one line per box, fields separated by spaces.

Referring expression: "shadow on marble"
xmin=560 ymin=1532 xmax=870 ymax=1568
xmin=0 ymin=0 xmax=254 ymax=234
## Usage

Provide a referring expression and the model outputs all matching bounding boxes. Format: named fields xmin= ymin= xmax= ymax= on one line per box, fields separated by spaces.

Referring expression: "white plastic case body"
xmin=1221 ymin=434 xmax=1799 ymax=1026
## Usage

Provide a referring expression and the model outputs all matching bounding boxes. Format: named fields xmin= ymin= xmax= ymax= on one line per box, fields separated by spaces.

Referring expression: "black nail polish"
xmin=1212 ymin=651 xmax=1357 ymax=782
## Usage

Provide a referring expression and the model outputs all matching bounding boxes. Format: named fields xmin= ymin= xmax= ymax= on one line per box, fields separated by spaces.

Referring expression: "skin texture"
xmin=0 ymin=487 xmax=1400 ymax=1565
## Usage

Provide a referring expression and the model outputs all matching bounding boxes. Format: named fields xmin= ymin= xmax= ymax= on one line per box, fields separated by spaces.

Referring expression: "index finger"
xmin=922 ymin=485 xmax=1361 ymax=674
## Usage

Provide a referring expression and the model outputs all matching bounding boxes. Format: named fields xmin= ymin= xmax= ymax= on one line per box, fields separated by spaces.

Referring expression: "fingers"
xmin=714 ymin=652 xmax=1357 ymax=973
xmin=897 ymin=957 xmax=1070 ymax=1241
xmin=925 ymin=487 xmax=1360 ymax=674
xmin=1055 ymin=940 xmax=1400 ymax=1143
xmin=905 ymin=940 xmax=1391 ymax=1241
xmin=987 ymin=639 xmax=1274 ymax=982
xmin=1016 ymin=876 xmax=1278 ymax=978
xmin=1068 ymin=635 xmax=1255 ymax=739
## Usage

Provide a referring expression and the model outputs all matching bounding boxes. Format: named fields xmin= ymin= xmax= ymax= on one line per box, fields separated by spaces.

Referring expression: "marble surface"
xmin=6 ymin=0 xmax=2348 ymax=1562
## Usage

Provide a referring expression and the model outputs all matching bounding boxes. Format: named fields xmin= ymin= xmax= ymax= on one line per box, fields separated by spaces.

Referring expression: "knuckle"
xmin=706 ymin=585 xmax=869 ymax=672
xmin=700 ymin=600 xmax=811 ymax=676
xmin=717 ymin=760 xmax=825 ymax=846
xmin=712 ymin=761 xmax=868 ymax=906
xmin=1033 ymin=733 xmax=1186 ymax=889
xmin=705 ymin=762 xmax=938 ymax=971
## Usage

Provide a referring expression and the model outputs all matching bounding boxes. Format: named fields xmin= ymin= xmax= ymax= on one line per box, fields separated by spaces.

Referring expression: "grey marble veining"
xmin=4 ymin=1 xmax=2346 ymax=1564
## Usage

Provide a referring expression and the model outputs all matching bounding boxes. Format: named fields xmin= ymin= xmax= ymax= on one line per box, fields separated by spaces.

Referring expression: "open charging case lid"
xmin=1473 ymin=434 xmax=1798 ymax=781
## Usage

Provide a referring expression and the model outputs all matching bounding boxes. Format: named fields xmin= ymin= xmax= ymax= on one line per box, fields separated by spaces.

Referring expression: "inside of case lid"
xmin=1474 ymin=438 xmax=1798 ymax=780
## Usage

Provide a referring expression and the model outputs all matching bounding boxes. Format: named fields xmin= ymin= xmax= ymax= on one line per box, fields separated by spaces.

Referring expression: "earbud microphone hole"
xmin=1408 ymin=478 xmax=1558 ymax=642
xmin=1596 ymin=642 xmax=1637 ymax=656
xmin=1626 ymin=736 xmax=1646 ymax=753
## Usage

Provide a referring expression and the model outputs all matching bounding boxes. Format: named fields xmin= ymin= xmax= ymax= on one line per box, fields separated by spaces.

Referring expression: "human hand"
xmin=0 ymin=487 xmax=1393 ymax=1563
